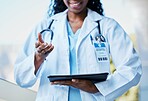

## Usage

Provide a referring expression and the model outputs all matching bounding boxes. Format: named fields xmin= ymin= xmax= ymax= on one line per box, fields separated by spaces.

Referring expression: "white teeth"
xmin=69 ymin=1 xmax=81 ymax=5
xmin=69 ymin=1 xmax=81 ymax=8
xmin=73 ymin=2 xmax=80 ymax=6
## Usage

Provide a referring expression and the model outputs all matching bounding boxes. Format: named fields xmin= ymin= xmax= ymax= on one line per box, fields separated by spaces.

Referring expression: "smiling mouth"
xmin=69 ymin=1 xmax=82 ymax=7
xmin=70 ymin=2 xmax=81 ymax=6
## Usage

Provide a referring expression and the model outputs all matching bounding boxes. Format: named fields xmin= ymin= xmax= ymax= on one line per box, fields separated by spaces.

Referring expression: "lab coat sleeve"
xmin=14 ymin=19 xmax=48 ymax=88
xmin=94 ymin=18 xmax=142 ymax=101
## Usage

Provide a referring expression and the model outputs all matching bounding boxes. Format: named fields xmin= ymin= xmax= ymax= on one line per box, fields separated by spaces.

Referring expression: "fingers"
xmin=36 ymin=43 xmax=47 ymax=53
xmin=51 ymin=79 xmax=80 ymax=86
xmin=35 ymin=33 xmax=44 ymax=48
xmin=36 ymin=43 xmax=54 ymax=55
xmin=38 ymin=33 xmax=44 ymax=43
xmin=35 ymin=42 xmax=40 ymax=48
xmin=72 ymin=79 xmax=80 ymax=83
xmin=45 ymin=44 xmax=54 ymax=53
xmin=51 ymin=80 xmax=72 ymax=86
xmin=35 ymin=33 xmax=54 ymax=55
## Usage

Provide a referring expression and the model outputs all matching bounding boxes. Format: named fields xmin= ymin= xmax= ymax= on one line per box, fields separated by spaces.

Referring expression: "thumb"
xmin=38 ymin=33 xmax=44 ymax=43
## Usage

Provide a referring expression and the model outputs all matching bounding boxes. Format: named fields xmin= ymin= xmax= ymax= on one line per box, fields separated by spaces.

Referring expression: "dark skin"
xmin=34 ymin=0 xmax=99 ymax=94
xmin=34 ymin=33 xmax=54 ymax=74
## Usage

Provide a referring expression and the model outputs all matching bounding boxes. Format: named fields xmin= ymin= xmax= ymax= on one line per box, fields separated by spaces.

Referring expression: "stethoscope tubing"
xmin=40 ymin=29 xmax=54 ymax=41
xmin=39 ymin=19 xmax=54 ymax=42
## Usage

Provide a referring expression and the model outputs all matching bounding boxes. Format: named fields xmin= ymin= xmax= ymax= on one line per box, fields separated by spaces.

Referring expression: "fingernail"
xmin=72 ymin=79 xmax=76 ymax=82
xmin=51 ymin=82 xmax=57 ymax=85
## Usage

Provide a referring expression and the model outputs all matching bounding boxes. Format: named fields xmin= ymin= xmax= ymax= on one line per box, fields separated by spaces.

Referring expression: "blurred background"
xmin=0 ymin=0 xmax=148 ymax=101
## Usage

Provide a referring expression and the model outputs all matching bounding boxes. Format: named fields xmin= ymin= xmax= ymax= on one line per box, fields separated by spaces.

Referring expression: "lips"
xmin=69 ymin=1 xmax=82 ymax=8
xmin=69 ymin=1 xmax=81 ymax=5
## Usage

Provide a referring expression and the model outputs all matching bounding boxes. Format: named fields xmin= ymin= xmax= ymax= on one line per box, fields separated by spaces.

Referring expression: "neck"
xmin=67 ymin=9 xmax=87 ymax=23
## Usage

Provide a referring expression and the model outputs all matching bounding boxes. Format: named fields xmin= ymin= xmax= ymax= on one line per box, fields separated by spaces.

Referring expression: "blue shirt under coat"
xmin=67 ymin=21 xmax=81 ymax=101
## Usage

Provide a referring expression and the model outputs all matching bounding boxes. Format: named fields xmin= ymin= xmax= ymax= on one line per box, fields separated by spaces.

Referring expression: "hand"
xmin=35 ymin=33 xmax=54 ymax=61
xmin=34 ymin=33 xmax=54 ymax=74
xmin=51 ymin=79 xmax=99 ymax=93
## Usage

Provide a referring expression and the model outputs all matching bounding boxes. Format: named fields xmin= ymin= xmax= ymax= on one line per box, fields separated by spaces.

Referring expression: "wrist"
xmin=34 ymin=53 xmax=44 ymax=74
xmin=91 ymin=85 xmax=99 ymax=93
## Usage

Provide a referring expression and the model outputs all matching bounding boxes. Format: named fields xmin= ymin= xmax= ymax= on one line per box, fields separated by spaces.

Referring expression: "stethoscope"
xmin=90 ymin=20 xmax=106 ymax=43
xmin=39 ymin=19 xmax=54 ymax=43
xmin=95 ymin=34 xmax=106 ymax=43
xmin=39 ymin=19 xmax=106 ymax=44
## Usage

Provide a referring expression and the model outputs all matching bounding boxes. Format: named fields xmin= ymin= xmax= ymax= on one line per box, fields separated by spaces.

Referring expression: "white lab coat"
xmin=14 ymin=9 xmax=142 ymax=101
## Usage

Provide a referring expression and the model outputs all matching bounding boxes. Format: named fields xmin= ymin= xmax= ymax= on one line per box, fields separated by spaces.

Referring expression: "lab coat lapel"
xmin=76 ymin=17 xmax=97 ymax=50
xmin=51 ymin=10 xmax=70 ymax=55
xmin=76 ymin=9 xmax=103 ymax=51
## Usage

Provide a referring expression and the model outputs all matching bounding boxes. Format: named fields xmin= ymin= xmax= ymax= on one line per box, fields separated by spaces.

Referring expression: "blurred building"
xmin=127 ymin=0 xmax=148 ymax=101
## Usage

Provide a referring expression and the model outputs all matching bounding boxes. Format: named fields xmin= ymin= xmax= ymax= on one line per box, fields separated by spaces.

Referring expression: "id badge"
xmin=93 ymin=42 xmax=109 ymax=62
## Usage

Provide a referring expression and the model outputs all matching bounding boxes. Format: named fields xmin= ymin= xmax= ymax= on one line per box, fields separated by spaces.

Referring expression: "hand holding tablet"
xmin=48 ymin=73 xmax=108 ymax=83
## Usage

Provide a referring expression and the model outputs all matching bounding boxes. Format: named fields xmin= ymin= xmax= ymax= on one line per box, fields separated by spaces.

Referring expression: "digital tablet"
xmin=48 ymin=73 xmax=108 ymax=83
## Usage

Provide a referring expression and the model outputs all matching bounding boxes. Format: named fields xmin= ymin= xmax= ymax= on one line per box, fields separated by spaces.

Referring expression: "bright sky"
xmin=0 ymin=0 xmax=134 ymax=45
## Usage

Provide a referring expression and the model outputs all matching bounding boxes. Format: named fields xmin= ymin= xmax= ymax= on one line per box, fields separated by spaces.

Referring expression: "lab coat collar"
xmin=50 ymin=8 xmax=104 ymax=52
xmin=87 ymin=8 xmax=103 ymax=21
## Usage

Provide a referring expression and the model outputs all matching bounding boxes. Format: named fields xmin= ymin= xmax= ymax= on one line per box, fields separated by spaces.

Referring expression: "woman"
xmin=14 ymin=0 xmax=142 ymax=101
